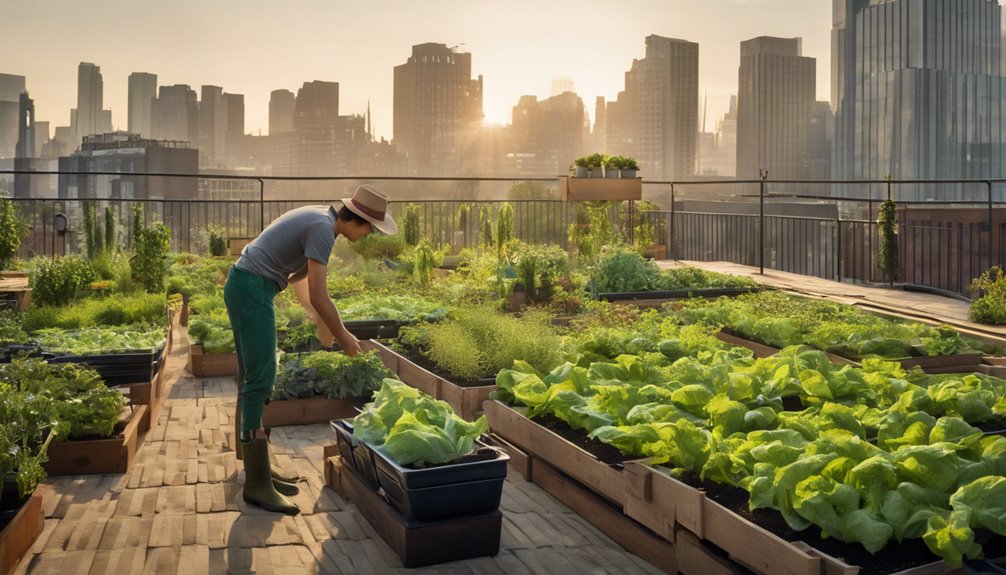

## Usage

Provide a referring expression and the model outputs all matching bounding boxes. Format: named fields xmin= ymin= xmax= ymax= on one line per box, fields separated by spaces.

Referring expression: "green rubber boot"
xmin=272 ymin=477 xmax=300 ymax=496
xmin=241 ymin=438 xmax=299 ymax=515
xmin=271 ymin=467 xmax=303 ymax=483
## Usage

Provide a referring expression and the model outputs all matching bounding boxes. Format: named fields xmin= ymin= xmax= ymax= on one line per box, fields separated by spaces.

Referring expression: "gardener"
xmin=224 ymin=184 xmax=397 ymax=514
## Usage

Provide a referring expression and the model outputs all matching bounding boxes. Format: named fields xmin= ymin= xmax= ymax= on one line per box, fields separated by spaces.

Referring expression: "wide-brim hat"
xmin=340 ymin=185 xmax=397 ymax=235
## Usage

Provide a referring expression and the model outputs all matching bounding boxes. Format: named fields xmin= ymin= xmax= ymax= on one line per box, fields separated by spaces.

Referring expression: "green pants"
xmin=224 ymin=266 xmax=277 ymax=434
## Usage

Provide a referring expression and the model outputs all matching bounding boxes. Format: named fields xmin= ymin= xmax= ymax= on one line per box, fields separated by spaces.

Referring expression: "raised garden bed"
xmin=262 ymin=396 xmax=358 ymax=427
xmin=598 ymin=286 xmax=764 ymax=303
xmin=363 ymin=340 xmax=495 ymax=422
xmin=483 ymin=399 xmax=626 ymax=507
xmin=186 ymin=343 xmax=238 ymax=378
xmin=43 ymin=404 xmax=148 ymax=475
xmin=324 ymin=454 xmax=502 ymax=568
xmin=717 ymin=328 xmax=982 ymax=374
xmin=0 ymin=493 xmax=43 ymax=575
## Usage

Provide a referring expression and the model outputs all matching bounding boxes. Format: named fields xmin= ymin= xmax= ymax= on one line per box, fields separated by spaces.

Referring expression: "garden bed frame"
xmin=262 ymin=396 xmax=358 ymax=427
xmin=716 ymin=329 xmax=983 ymax=374
xmin=324 ymin=454 xmax=503 ymax=568
xmin=362 ymin=340 xmax=494 ymax=422
xmin=0 ymin=494 xmax=43 ymax=575
xmin=486 ymin=399 xmax=958 ymax=575
xmin=43 ymin=404 xmax=148 ymax=476
xmin=186 ymin=343 xmax=238 ymax=378
xmin=598 ymin=286 xmax=764 ymax=304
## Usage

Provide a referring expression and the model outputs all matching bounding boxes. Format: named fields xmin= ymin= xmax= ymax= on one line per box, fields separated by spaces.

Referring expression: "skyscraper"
xmin=15 ymin=92 xmax=34 ymax=159
xmin=199 ymin=85 xmax=227 ymax=165
xmin=736 ymin=37 xmax=815 ymax=180
xmin=151 ymin=84 xmax=198 ymax=144
xmin=508 ymin=92 xmax=587 ymax=176
xmin=128 ymin=72 xmax=157 ymax=137
xmin=224 ymin=93 xmax=245 ymax=165
xmin=72 ymin=63 xmax=112 ymax=147
xmin=606 ymin=35 xmax=698 ymax=180
xmin=393 ymin=43 xmax=483 ymax=175
xmin=0 ymin=74 xmax=26 ymax=159
xmin=269 ymin=89 xmax=295 ymax=135
xmin=832 ymin=0 xmax=1006 ymax=199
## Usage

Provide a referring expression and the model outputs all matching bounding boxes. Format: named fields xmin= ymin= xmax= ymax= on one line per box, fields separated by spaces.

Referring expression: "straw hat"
xmin=340 ymin=185 xmax=397 ymax=235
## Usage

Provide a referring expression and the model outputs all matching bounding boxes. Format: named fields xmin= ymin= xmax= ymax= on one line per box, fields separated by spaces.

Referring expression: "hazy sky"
xmin=3 ymin=0 xmax=832 ymax=141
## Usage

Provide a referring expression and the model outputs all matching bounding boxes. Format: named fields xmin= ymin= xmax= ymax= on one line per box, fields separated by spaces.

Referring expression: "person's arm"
xmin=289 ymin=272 xmax=334 ymax=348
xmin=306 ymin=257 xmax=361 ymax=355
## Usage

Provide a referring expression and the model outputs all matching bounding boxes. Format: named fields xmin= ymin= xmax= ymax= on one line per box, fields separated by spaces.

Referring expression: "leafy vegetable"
xmin=353 ymin=379 xmax=488 ymax=466
xmin=272 ymin=350 xmax=391 ymax=400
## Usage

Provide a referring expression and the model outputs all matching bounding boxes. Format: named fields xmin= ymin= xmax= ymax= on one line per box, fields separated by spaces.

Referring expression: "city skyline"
xmin=2 ymin=0 xmax=833 ymax=140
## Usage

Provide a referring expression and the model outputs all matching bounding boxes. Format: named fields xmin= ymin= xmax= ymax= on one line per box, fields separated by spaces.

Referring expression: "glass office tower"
xmin=832 ymin=0 xmax=1006 ymax=200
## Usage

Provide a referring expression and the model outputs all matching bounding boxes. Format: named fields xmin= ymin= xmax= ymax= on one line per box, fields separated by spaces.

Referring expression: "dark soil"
xmin=0 ymin=485 xmax=29 ymax=532
xmin=533 ymin=413 xmax=627 ymax=465
xmin=506 ymin=410 xmax=1006 ymax=574
xmin=395 ymin=345 xmax=497 ymax=389
xmin=406 ymin=447 xmax=500 ymax=470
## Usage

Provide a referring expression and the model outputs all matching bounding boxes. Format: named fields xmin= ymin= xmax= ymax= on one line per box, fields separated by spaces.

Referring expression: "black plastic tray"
xmin=43 ymin=344 xmax=165 ymax=366
xmin=371 ymin=439 xmax=509 ymax=490
xmin=344 ymin=320 xmax=404 ymax=340
xmin=377 ymin=470 xmax=505 ymax=522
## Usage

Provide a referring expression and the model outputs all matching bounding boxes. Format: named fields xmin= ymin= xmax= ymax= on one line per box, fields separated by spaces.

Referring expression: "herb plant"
xmin=272 ymin=350 xmax=391 ymax=400
xmin=28 ymin=256 xmax=95 ymax=307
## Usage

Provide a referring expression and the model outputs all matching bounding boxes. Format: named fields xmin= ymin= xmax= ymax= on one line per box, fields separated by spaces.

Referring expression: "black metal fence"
xmin=3 ymin=170 xmax=1006 ymax=297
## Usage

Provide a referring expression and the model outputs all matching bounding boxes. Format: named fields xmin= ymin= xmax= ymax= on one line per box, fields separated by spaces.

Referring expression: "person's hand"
xmin=334 ymin=328 xmax=361 ymax=356
xmin=317 ymin=324 xmax=335 ymax=348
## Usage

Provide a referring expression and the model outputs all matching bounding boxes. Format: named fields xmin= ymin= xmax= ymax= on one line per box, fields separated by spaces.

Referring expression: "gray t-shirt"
xmin=234 ymin=204 xmax=339 ymax=291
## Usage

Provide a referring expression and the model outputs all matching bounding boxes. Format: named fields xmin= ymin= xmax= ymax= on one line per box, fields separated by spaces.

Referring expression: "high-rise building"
xmin=224 ymin=93 xmax=245 ymax=165
xmin=606 ymin=35 xmax=698 ymax=180
xmin=736 ymin=37 xmax=815 ymax=180
xmin=199 ymin=86 xmax=226 ymax=165
xmin=393 ymin=43 xmax=483 ymax=175
xmin=294 ymin=81 xmax=339 ymax=130
xmin=33 ymin=121 xmax=49 ymax=158
xmin=15 ymin=92 xmax=34 ymax=159
xmin=72 ymin=63 xmax=112 ymax=147
xmin=128 ymin=72 xmax=157 ymax=137
xmin=0 ymin=74 xmax=25 ymax=159
xmin=508 ymin=92 xmax=587 ymax=176
xmin=832 ymin=0 xmax=1006 ymax=200
xmin=269 ymin=89 xmax=295 ymax=135
xmin=59 ymin=132 xmax=198 ymax=200
xmin=151 ymin=84 xmax=198 ymax=144
xmin=806 ymin=101 xmax=834 ymax=183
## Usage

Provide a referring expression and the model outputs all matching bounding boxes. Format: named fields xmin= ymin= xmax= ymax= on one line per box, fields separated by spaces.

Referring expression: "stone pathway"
xmin=14 ymin=332 xmax=664 ymax=575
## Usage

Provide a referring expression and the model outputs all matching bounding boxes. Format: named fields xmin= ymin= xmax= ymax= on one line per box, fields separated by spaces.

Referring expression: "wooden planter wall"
xmin=262 ymin=397 xmax=358 ymax=427
xmin=186 ymin=343 xmax=238 ymax=378
xmin=0 ymin=495 xmax=43 ymax=575
xmin=43 ymin=404 xmax=148 ymax=476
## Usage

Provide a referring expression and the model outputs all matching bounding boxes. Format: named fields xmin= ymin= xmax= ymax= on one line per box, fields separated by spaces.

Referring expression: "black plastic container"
xmin=329 ymin=419 xmax=380 ymax=487
xmin=371 ymin=440 xmax=509 ymax=521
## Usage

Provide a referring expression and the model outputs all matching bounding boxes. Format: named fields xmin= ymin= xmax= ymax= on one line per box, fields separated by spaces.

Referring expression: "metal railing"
xmin=3 ymin=169 xmax=1006 ymax=297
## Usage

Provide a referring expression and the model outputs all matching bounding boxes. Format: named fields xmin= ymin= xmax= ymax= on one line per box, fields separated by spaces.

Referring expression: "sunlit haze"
xmin=3 ymin=0 xmax=832 ymax=140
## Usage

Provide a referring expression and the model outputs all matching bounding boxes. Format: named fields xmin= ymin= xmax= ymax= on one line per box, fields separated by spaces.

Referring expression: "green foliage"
xmin=593 ymin=247 xmax=660 ymax=293
xmin=131 ymin=216 xmax=171 ymax=293
xmin=412 ymin=240 xmax=439 ymax=287
xmin=0 ymin=356 xmax=127 ymax=441
xmin=83 ymin=202 xmax=97 ymax=260
xmin=568 ymin=201 xmax=615 ymax=263
xmin=496 ymin=203 xmax=515 ymax=254
xmin=273 ymin=350 xmax=391 ymax=400
xmin=334 ymin=293 xmax=448 ymax=322
xmin=351 ymin=233 xmax=406 ymax=260
xmin=478 ymin=207 xmax=494 ymax=251
xmin=29 ymin=256 xmax=95 ymax=307
xmin=0 ymin=309 xmax=28 ymax=346
xmin=165 ymin=254 xmax=233 ymax=299
xmin=878 ymin=198 xmax=899 ymax=285
xmin=22 ymin=291 xmax=166 ymax=332
xmin=402 ymin=204 xmax=420 ymax=246
xmin=969 ymin=266 xmax=1006 ymax=325
xmin=420 ymin=305 xmax=562 ymax=381
xmin=207 ymin=225 xmax=228 ymax=257
xmin=33 ymin=325 xmax=166 ymax=355
xmin=352 ymin=379 xmax=489 ymax=466
xmin=0 ymin=192 xmax=25 ymax=269
xmin=131 ymin=204 xmax=143 ymax=250
xmin=104 ymin=207 xmax=116 ymax=256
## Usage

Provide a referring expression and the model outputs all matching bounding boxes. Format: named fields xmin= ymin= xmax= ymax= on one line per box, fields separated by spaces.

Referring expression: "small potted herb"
xmin=603 ymin=155 xmax=622 ymax=179
xmin=620 ymin=156 xmax=639 ymax=179
xmin=586 ymin=153 xmax=605 ymax=178
xmin=572 ymin=157 xmax=589 ymax=178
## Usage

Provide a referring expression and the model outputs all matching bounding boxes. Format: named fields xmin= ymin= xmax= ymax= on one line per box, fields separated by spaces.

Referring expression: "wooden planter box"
xmin=0 ymin=494 xmax=43 ymax=575
xmin=262 ymin=396 xmax=358 ymax=427
xmin=186 ymin=343 xmax=238 ymax=378
xmin=324 ymin=455 xmax=502 ymax=568
xmin=482 ymin=400 xmax=625 ymax=507
xmin=43 ymin=405 xmax=148 ymax=476
xmin=560 ymin=175 xmax=642 ymax=201
xmin=363 ymin=340 xmax=494 ymax=422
